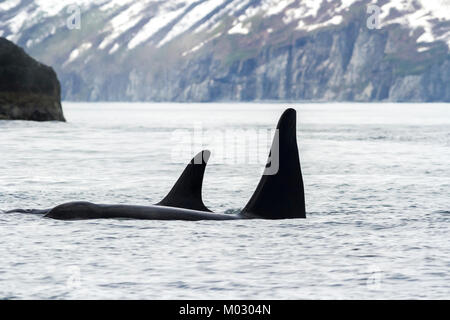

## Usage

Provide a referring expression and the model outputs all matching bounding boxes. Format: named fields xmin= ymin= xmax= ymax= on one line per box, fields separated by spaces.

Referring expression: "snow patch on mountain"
xmin=380 ymin=0 xmax=450 ymax=48
xmin=158 ymin=0 xmax=227 ymax=47
xmin=65 ymin=42 xmax=92 ymax=66
xmin=0 ymin=0 xmax=21 ymax=11
xmin=128 ymin=2 xmax=188 ymax=49
xmin=264 ymin=0 xmax=295 ymax=16
xmin=228 ymin=22 xmax=250 ymax=35
xmin=298 ymin=15 xmax=344 ymax=32
xmin=109 ymin=42 xmax=120 ymax=54
xmin=98 ymin=2 xmax=147 ymax=50
xmin=182 ymin=32 xmax=222 ymax=56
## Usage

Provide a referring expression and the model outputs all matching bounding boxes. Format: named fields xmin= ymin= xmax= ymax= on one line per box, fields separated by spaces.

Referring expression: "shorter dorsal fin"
xmin=157 ymin=150 xmax=212 ymax=212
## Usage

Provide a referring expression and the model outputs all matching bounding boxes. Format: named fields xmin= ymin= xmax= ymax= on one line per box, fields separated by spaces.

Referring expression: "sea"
xmin=0 ymin=102 xmax=449 ymax=299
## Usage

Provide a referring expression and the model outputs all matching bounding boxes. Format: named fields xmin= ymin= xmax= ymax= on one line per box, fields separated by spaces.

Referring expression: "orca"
xmin=7 ymin=108 xmax=306 ymax=220
xmin=5 ymin=150 xmax=212 ymax=216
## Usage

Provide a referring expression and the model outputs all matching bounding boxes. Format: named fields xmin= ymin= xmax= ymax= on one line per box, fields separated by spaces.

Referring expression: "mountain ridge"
xmin=1 ymin=0 xmax=449 ymax=102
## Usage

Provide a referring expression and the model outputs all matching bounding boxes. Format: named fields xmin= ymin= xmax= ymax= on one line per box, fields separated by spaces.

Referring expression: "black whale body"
xmin=45 ymin=202 xmax=241 ymax=221
xmin=9 ymin=108 xmax=306 ymax=221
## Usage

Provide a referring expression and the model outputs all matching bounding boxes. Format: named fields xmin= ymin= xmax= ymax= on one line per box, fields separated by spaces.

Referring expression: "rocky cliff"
xmin=0 ymin=38 xmax=65 ymax=121
xmin=1 ymin=0 xmax=449 ymax=102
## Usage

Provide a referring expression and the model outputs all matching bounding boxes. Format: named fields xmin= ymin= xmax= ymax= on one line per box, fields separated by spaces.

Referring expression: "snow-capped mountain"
xmin=1 ymin=0 xmax=449 ymax=101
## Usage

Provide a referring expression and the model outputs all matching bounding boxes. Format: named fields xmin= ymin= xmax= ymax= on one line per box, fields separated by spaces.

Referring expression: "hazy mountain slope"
xmin=1 ymin=0 xmax=449 ymax=102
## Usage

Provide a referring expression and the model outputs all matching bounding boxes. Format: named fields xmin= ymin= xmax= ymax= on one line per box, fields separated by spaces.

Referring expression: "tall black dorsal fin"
xmin=241 ymin=108 xmax=306 ymax=219
xmin=157 ymin=150 xmax=212 ymax=212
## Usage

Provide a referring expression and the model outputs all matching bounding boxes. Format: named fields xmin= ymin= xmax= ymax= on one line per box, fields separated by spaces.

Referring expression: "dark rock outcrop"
xmin=0 ymin=37 xmax=65 ymax=121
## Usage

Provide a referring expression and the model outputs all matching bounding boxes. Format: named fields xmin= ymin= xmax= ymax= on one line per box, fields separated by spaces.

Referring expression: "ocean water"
xmin=0 ymin=102 xmax=449 ymax=299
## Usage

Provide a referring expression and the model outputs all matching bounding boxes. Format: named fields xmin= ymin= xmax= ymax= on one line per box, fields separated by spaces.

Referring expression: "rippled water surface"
xmin=0 ymin=103 xmax=449 ymax=299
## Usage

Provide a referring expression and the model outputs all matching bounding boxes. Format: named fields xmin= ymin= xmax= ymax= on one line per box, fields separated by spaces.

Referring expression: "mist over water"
xmin=0 ymin=103 xmax=449 ymax=299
